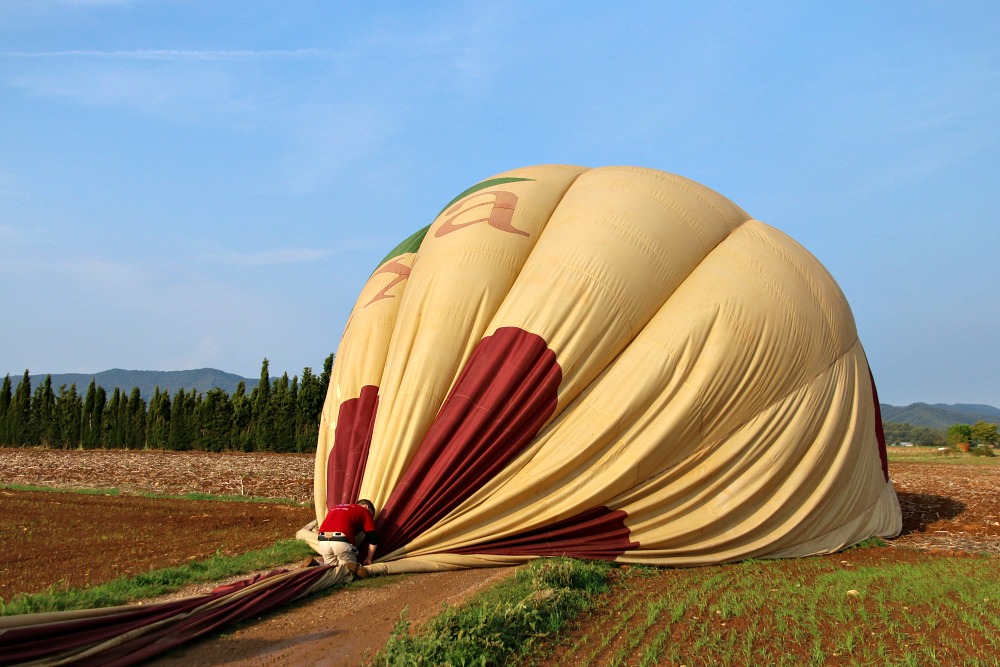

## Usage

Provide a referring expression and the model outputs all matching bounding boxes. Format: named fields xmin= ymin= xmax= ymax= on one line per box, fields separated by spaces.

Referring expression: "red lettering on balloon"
xmin=365 ymin=259 xmax=412 ymax=307
xmin=434 ymin=190 xmax=526 ymax=238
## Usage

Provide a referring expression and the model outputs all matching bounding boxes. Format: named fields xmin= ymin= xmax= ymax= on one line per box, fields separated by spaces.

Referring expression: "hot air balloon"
xmin=303 ymin=165 xmax=901 ymax=574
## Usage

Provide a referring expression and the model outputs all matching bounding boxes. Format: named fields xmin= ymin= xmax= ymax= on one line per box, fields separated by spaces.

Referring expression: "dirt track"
xmin=148 ymin=566 xmax=513 ymax=667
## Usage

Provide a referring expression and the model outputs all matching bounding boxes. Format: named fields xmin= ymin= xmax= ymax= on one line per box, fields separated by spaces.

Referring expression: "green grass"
xmin=370 ymin=557 xmax=613 ymax=667
xmin=516 ymin=550 xmax=1000 ymax=667
xmin=886 ymin=448 xmax=1000 ymax=465
xmin=0 ymin=482 xmax=307 ymax=505
xmin=0 ymin=538 xmax=316 ymax=616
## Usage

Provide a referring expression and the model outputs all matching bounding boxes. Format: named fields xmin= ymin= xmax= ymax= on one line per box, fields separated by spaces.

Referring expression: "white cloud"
xmin=0 ymin=48 xmax=335 ymax=61
xmin=61 ymin=0 xmax=149 ymax=5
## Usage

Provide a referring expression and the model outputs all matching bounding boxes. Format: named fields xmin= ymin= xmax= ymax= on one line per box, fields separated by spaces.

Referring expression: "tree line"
xmin=0 ymin=356 xmax=333 ymax=453
xmin=883 ymin=420 xmax=998 ymax=448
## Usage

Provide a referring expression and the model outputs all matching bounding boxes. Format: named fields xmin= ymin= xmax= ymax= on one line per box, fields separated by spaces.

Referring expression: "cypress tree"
xmin=319 ymin=353 xmax=334 ymax=411
xmin=0 ymin=374 xmax=11 ymax=444
xmin=56 ymin=383 xmax=82 ymax=448
xmin=126 ymin=387 xmax=146 ymax=449
xmin=10 ymin=370 xmax=33 ymax=446
xmin=295 ymin=367 xmax=321 ymax=453
xmin=31 ymin=375 xmax=57 ymax=447
xmin=199 ymin=388 xmax=233 ymax=452
xmin=82 ymin=380 xmax=98 ymax=448
xmin=117 ymin=390 xmax=130 ymax=448
xmin=94 ymin=386 xmax=107 ymax=446
xmin=269 ymin=372 xmax=294 ymax=452
xmin=289 ymin=375 xmax=300 ymax=450
xmin=231 ymin=381 xmax=252 ymax=452
xmin=187 ymin=390 xmax=203 ymax=450
xmin=251 ymin=358 xmax=271 ymax=451
xmin=187 ymin=390 xmax=200 ymax=448
xmin=102 ymin=389 xmax=121 ymax=449
xmin=147 ymin=388 xmax=171 ymax=450
xmin=168 ymin=388 xmax=189 ymax=451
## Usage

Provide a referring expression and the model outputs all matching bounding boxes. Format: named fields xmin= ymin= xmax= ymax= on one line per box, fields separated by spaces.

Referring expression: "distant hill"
xmin=9 ymin=368 xmax=260 ymax=399
xmin=880 ymin=403 xmax=1000 ymax=430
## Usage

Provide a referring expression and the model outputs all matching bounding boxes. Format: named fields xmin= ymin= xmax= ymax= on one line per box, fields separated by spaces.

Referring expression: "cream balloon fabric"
xmin=309 ymin=165 xmax=901 ymax=573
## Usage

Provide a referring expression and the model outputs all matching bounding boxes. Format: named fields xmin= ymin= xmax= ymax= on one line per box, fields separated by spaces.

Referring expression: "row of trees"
xmin=946 ymin=421 xmax=999 ymax=447
xmin=883 ymin=420 xmax=998 ymax=448
xmin=0 ymin=356 xmax=334 ymax=453
xmin=882 ymin=421 xmax=948 ymax=447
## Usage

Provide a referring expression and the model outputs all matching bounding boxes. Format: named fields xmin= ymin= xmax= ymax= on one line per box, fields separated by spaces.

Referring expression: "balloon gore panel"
xmin=378 ymin=327 xmax=561 ymax=555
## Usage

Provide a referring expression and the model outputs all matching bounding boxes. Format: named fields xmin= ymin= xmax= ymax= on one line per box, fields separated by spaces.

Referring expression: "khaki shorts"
xmin=317 ymin=539 xmax=359 ymax=567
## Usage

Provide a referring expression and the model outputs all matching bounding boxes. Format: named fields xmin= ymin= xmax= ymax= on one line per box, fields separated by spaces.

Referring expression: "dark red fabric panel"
xmin=326 ymin=384 xmax=379 ymax=509
xmin=0 ymin=566 xmax=333 ymax=667
xmin=377 ymin=327 xmax=562 ymax=554
xmin=867 ymin=366 xmax=889 ymax=482
xmin=0 ymin=596 xmax=211 ymax=664
xmin=450 ymin=506 xmax=638 ymax=560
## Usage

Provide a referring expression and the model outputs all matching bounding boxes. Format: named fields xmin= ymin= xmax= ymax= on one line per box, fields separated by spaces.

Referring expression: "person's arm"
xmin=360 ymin=507 xmax=378 ymax=565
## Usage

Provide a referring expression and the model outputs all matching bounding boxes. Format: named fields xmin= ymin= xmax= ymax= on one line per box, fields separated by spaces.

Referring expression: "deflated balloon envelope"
xmin=312 ymin=165 xmax=901 ymax=573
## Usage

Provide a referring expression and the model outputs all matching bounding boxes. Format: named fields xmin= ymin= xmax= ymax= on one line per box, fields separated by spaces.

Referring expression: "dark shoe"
xmin=345 ymin=562 xmax=368 ymax=579
xmin=300 ymin=557 xmax=320 ymax=568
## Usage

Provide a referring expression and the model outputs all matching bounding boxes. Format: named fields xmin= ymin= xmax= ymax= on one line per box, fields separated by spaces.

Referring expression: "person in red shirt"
xmin=316 ymin=499 xmax=378 ymax=578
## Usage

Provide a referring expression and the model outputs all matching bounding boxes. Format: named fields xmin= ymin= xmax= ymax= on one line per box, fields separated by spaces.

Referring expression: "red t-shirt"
xmin=319 ymin=504 xmax=376 ymax=544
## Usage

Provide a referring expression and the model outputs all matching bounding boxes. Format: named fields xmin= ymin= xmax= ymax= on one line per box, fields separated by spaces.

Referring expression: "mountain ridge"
xmin=6 ymin=368 xmax=260 ymax=399
xmin=879 ymin=402 xmax=1000 ymax=430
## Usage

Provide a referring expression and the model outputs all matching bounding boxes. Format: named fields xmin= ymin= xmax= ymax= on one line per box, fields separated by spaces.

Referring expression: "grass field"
xmin=517 ymin=548 xmax=1000 ymax=667
xmin=886 ymin=445 xmax=999 ymax=464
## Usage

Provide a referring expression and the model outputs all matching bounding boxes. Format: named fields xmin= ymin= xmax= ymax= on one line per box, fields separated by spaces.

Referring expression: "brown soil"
xmin=889 ymin=460 xmax=1000 ymax=554
xmin=0 ymin=448 xmax=315 ymax=504
xmin=0 ymin=489 xmax=313 ymax=599
xmin=3 ymin=448 xmax=999 ymax=666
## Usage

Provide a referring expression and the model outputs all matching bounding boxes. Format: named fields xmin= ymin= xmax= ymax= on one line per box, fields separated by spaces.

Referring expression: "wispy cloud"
xmin=0 ymin=48 xmax=336 ymax=61
xmin=61 ymin=0 xmax=149 ymax=5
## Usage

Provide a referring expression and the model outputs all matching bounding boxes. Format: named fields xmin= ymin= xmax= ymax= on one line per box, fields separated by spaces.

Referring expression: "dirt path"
xmin=147 ymin=566 xmax=515 ymax=667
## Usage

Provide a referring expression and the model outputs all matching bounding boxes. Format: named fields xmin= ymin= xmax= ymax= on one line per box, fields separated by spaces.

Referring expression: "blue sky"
xmin=1 ymin=1 xmax=997 ymax=408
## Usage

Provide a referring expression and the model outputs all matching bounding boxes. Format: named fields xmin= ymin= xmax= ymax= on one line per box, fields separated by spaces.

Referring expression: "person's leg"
xmin=331 ymin=541 xmax=359 ymax=566
xmin=316 ymin=540 xmax=339 ymax=566
xmin=331 ymin=542 xmax=368 ymax=578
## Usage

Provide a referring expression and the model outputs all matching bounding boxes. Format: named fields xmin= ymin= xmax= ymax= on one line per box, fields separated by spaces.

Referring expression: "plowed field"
xmin=2 ymin=447 xmax=999 ymax=666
